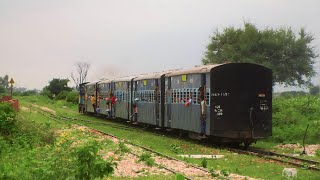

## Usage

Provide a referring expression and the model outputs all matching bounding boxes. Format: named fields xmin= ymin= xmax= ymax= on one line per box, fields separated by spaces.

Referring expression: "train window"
xmin=174 ymin=90 xmax=178 ymax=103
xmin=158 ymin=91 xmax=161 ymax=102
xmin=206 ymin=88 xmax=210 ymax=106
xmin=123 ymin=91 xmax=126 ymax=101
xmin=151 ymin=91 xmax=154 ymax=102
xmin=182 ymin=89 xmax=186 ymax=103
xmin=177 ymin=90 xmax=180 ymax=103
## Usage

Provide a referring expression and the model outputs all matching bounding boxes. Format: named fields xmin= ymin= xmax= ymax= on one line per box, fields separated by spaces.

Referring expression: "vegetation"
xmin=0 ymin=75 xmax=9 ymax=95
xmin=138 ymin=153 xmax=155 ymax=167
xmin=0 ymin=92 xmax=320 ymax=179
xmin=202 ymin=22 xmax=318 ymax=87
xmin=272 ymin=95 xmax=320 ymax=144
xmin=0 ymin=102 xmax=16 ymax=135
xmin=0 ymin=107 xmax=116 ymax=179
xmin=42 ymin=78 xmax=73 ymax=98
xmin=40 ymin=78 xmax=78 ymax=104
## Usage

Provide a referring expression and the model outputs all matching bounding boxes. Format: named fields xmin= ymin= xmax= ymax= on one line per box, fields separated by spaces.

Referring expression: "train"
xmin=78 ymin=63 xmax=272 ymax=146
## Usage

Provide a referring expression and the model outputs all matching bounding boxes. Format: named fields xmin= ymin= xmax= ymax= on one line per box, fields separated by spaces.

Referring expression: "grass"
xmin=16 ymin=95 xmax=320 ymax=179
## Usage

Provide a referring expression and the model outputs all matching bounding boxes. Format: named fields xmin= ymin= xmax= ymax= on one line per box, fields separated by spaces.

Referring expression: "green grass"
xmin=16 ymin=95 xmax=320 ymax=179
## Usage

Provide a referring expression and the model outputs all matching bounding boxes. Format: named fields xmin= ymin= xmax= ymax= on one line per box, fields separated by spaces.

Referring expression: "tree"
xmin=43 ymin=78 xmax=72 ymax=98
xmin=202 ymin=22 xmax=318 ymax=87
xmin=0 ymin=75 xmax=9 ymax=89
xmin=71 ymin=62 xmax=90 ymax=89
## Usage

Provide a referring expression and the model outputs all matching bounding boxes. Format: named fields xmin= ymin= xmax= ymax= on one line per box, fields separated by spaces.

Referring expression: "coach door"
xmin=155 ymin=79 xmax=160 ymax=126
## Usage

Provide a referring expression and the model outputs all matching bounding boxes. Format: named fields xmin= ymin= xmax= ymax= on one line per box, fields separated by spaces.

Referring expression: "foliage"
xmin=13 ymin=89 xmax=38 ymax=96
xmin=279 ymin=91 xmax=307 ymax=97
xmin=40 ymin=88 xmax=52 ymax=98
xmin=272 ymin=95 xmax=320 ymax=143
xmin=0 ymin=102 xmax=16 ymax=135
xmin=202 ymin=22 xmax=318 ymax=87
xmin=0 ymin=86 xmax=6 ymax=94
xmin=116 ymin=141 xmax=130 ymax=154
xmin=138 ymin=153 xmax=155 ymax=166
xmin=54 ymin=90 xmax=78 ymax=104
xmin=0 ymin=75 xmax=9 ymax=89
xmin=73 ymin=139 xmax=115 ymax=179
xmin=170 ymin=144 xmax=183 ymax=154
xmin=0 ymin=114 xmax=116 ymax=179
xmin=175 ymin=173 xmax=185 ymax=180
xmin=43 ymin=78 xmax=72 ymax=98
xmin=201 ymin=158 xmax=207 ymax=168
xmin=220 ymin=169 xmax=230 ymax=177
xmin=209 ymin=168 xmax=220 ymax=178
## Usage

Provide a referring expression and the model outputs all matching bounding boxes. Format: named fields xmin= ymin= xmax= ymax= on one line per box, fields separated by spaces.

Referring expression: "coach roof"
xmin=134 ymin=70 xmax=175 ymax=81
xmin=165 ymin=64 xmax=221 ymax=77
xmin=112 ymin=75 xmax=138 ymax=82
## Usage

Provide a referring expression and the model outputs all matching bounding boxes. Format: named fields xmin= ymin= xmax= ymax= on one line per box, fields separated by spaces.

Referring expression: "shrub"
xmin=65 ymin=91 xmax=78 ymax=104
xmin=0 ymin=102 xmax=16 ymax=135
xmin=138 ymin=153 xmax=155 ymax=166
xmin=55 ymin=91 xmax=78 ymax=104
xmin=73 ymin=139 xmax=115 ymax=179
xmin=272 ymin=95 xmax=320 ymax=144
xmin=201 ymin=158 xmax=207 ymax=168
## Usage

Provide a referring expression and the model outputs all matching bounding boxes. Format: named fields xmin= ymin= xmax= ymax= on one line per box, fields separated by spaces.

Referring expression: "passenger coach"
xmin=82 ymin=63 xmax=272 ymax=145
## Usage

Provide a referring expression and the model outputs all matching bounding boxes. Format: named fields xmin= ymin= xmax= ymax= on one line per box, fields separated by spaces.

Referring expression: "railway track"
xmin=30 ymin=105 xmax=215 ymax=180
xmin=30 ymin=105 xmax=320 ymax=174
xmin=230 ymin=147 xmax=320 ymax=171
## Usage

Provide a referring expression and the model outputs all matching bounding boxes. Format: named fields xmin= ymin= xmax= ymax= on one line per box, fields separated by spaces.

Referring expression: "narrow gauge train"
xmin=79 ymin=63 xmax=272 ymax=146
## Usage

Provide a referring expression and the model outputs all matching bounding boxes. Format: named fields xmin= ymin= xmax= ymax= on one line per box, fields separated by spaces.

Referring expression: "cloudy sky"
xmin=1 ymin=0 xmax=320 ymax=90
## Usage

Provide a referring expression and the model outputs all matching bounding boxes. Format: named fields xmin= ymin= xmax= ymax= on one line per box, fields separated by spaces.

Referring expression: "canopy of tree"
xmin=202 ymin=22 xmax=318 ymax=87
xmin=0 ymin=75 xmax=9 ymax=94
xmin=43 ymin=78 xmax=72 ymax=97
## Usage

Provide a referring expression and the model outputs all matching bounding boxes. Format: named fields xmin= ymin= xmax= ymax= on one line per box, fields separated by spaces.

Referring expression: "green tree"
xmin=43 ymin=78 xmax=72 ymax=98
xmin=202 ymin=22 xmax=318 ymax=87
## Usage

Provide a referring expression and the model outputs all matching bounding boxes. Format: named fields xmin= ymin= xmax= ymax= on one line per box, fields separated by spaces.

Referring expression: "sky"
xmin=1 ymin=0 xmax=320 ymax=91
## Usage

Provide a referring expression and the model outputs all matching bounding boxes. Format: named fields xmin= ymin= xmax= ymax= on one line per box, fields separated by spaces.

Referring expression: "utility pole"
xmin=9 ymin=78 xmax=14 ymax=98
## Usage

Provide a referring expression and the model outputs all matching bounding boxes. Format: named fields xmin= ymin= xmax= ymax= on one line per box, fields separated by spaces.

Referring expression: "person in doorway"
xmin=199 ymin=86 xmax=207 ymax=138
xmin=110 ymin=93 xmax=116 ymax=118
xmin=131 ymin=98 xmax=139 ymax=124
xmin=91 ymin=94 xmax=96 ymax=113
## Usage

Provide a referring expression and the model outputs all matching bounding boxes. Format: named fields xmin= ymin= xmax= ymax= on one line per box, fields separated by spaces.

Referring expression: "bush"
xmin=40 ymin=89 xmax=53 ymax=99
xmin=55 ymin=91 xmax=78 ymax=104
xmin=0 ymin=102 xmax=16 ymax=135
xmin=138 ymin=153 xmax=155 ymax=166
xmin=66 ymin=91 xmax=78 ymax=104
xmin=73 ymin=139 xmax=115 ymax=179
xmin=272 ymin=95 xmax=320 ymax=144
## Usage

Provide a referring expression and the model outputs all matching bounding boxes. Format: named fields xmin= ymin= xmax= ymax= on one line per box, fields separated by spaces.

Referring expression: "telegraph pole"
xmin=9 ymin=78 xmax=14 ymax=98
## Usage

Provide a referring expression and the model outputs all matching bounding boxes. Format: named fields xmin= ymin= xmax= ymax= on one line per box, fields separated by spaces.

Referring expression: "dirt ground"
xmin=276 ymin=143 xmax=320 ymax=156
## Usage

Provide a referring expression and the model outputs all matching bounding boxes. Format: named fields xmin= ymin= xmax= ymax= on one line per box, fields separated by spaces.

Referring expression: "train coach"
xmin=80 ymin=63 xmax=272 ymax=146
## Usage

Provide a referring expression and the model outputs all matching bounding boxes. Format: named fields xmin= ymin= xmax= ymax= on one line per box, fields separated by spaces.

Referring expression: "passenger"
xmin=91 ymin=94 xmax=96 ymax=113
xmin=131 ymin=98 xmax=139 ymax=124
xmin=110 ymin=93 xmax=116 ymax=118
xmin=106 ymin=97 xmax=111 ymax=117
xmin=96 ymin=106 xmax=101 ymax=113
xmin=199 ymin=86 xmax=207 ymax=138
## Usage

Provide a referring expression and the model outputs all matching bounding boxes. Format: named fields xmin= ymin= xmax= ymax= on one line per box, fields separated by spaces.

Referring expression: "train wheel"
xmin=244 ymin=142 xmax=251 ymax=148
